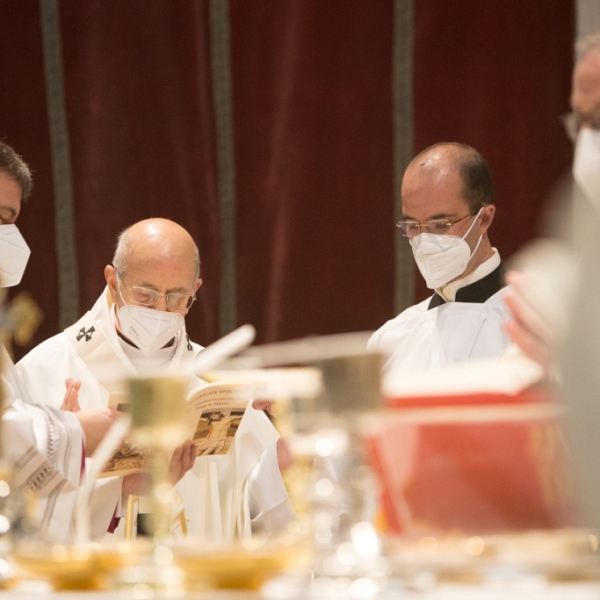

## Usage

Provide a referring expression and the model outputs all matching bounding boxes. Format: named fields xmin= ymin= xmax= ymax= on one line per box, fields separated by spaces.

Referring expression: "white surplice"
xmin=368 ymin=251 xmax=511 ymax=375
xmin=16 ymin=288 xmax=292 ymax=542
xmin=368 ymin=289 xmax=511 ymax=374
xmin=1 ymin=344 xmax=84 ymax=542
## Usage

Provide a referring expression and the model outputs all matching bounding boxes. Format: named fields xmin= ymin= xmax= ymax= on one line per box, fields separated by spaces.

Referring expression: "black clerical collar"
xmin=115 ymin=327 xmax=176 ymax=350
xmin=428 ymin=263 xmax=507 ymax=310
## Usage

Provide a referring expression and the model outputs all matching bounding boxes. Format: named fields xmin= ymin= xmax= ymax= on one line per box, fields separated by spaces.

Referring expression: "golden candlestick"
xmin=126 ymin=376 xmax=186 ymax=542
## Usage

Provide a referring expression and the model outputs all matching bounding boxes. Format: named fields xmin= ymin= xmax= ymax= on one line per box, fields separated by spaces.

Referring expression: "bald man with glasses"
xmin=16 ymin=218 xmax=292 ymax=541
xmin=368 ymin=142 xmax=511 ymax=374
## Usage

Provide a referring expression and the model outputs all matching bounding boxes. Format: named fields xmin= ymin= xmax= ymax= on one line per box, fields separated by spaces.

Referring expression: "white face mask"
xmin=573 ymin=128 xmax=600 ymax=210
xmin=410 ymin=208 xmax=484 ymax=289
xmin=0 ymin=224 xmax=31 ymax=288
xmin=116 ymin=284 xmax=184 ymax=357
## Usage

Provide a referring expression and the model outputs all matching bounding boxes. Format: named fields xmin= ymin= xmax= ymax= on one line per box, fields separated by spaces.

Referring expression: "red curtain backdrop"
xmin=412 ymin=0 xmax=575 ymax=301
xmin=230 ymin=0 xmax=395 ymax=342
xmin=0 ymin=2 xmax=60 ymax=352
xmin=0 ymin=0 xmax=575 ymax=358
xmin=59 ymin=1 xmax=223 ymax=345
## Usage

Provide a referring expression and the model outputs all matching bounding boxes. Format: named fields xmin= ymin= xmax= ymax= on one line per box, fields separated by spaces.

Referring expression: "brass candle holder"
xmin=126 ymin=376 xmax=187 ymax=542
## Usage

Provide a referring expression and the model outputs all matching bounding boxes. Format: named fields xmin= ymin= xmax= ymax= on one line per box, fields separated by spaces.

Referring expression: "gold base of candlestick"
xmin=172 ymin=535 xmax=311 ymax=590
xmin=13 ymin=542 xmax=144 ymax=591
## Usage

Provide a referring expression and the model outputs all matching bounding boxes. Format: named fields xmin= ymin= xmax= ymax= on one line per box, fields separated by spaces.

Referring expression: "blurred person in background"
xmin=0 ymin=140 xmax=121 ymax=542
xmin=504 ymin=29 xmax=600 ymax=526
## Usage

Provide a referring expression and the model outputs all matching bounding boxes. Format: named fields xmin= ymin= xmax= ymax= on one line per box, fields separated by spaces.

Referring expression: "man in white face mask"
xmin=17 ymin=218 xmax=293 ymax=541
xmin=0 ymin=140 xmax=124 ymax=542
xmin=368 ymin=142 xmax=511 ymax=374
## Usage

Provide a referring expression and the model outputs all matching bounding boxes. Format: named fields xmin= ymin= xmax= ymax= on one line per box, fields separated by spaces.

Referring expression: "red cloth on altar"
xmin=366 ymin=358 xmax=582 ymax=535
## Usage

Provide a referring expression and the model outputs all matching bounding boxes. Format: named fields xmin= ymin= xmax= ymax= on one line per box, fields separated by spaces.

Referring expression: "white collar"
xmin=435 ymin=248 xmax=501 ymax=302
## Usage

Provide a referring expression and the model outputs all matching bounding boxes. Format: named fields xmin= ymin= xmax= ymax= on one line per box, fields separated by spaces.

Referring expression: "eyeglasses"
xmin=561 ymin=107 xmax=600 ymax=142
xmin=396 ymin=212 xmax=475 ymax=238
xmin=117 ymin=275 xmax=196 ymax=311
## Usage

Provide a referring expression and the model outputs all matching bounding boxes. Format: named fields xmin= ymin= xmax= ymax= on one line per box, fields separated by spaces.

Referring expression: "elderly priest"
xmin=17 ymin=218 xmax=293 ymax=541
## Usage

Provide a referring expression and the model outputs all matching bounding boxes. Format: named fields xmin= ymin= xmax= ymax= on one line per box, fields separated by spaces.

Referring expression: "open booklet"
xmin=100 ymin=381 xmax=255 ymax=477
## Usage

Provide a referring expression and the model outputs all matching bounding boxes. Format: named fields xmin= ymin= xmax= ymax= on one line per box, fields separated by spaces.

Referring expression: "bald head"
xmin=105 ymin=218 xmax=202 ymax=314
xmin=408 ymin=142 xmax=465 ymax=172
xmin=113 ymin=219 xmax=200 ymax=281
xmin=405 ymin=142 xmax=493 ymax=212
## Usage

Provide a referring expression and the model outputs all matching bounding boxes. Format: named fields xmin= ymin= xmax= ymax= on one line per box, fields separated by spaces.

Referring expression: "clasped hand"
xmin=60 ymin=378 xmax=197 ymax=487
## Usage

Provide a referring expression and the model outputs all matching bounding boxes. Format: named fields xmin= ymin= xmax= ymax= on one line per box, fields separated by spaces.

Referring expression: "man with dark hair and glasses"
xmin=368 ymin=142 xmax=511 ymax=373
xmin=17 ymin=218 xmax=292 ymax=540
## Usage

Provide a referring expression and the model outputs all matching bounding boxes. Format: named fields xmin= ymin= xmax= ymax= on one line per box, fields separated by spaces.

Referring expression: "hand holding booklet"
xmin=101 ymin=381 xmax=255 ymax=477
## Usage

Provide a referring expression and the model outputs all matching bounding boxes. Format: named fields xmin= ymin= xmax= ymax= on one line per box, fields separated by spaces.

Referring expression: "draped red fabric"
xmin=0 ymin=0 xmax=575 ymax=359
xmin=230 ymin=0 xmax=395 ymax=343
xmin=0 ymin=1 xmax=60 ymax=353
xmin=412 ymin=0 xmax=575 ymax=302
xmin=59 ymin=0 xmax=222 ymax=346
